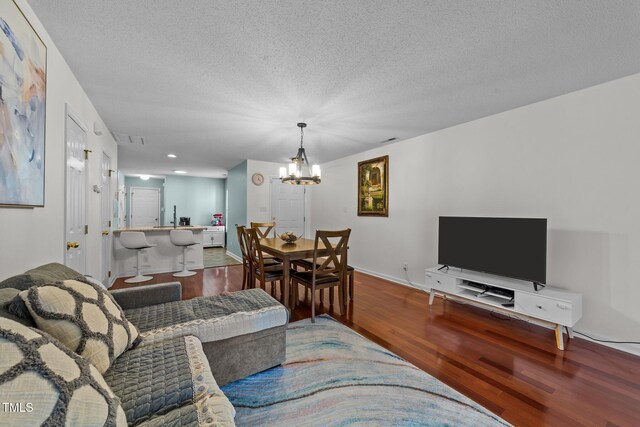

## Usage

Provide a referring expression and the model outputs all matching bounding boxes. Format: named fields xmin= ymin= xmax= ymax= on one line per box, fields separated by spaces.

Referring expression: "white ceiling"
xmin=28 ymin=0 xmax=640 ymax=178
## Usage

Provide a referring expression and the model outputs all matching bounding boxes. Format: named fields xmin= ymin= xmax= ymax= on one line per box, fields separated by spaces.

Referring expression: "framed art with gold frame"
xmin=357 ymin=155 xmax=388 ymax=217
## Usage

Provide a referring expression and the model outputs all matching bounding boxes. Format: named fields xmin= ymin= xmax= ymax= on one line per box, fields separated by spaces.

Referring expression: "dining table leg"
xmin=283 ymin=256 xmax=290 ymax=311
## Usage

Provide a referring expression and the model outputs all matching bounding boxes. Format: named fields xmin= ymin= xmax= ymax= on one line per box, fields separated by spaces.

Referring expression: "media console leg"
xmin=555 ymin=324 xmax=565 ymax=350
xmin=429 ymin=291 xmax=435 ymax=305
xmin=566 ymin=327 xmax=574 ymax=339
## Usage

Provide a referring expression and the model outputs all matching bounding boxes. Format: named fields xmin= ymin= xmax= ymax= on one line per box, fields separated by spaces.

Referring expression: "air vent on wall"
xmin=111 ymin=132 xmax=146 ymax=145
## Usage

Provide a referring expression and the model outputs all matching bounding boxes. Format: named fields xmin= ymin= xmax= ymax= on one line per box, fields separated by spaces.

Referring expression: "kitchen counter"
xmin=113 ymin=226 xmax=207 ymax=233
xmin=113 ymin=226 xmax=205 ymax=279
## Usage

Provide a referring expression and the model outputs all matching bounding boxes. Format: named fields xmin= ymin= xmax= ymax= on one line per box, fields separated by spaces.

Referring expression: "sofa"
xmin=0 ymin=263 xmax=289 ymax=426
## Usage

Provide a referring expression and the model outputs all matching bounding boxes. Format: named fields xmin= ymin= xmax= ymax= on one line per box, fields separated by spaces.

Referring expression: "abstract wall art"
xmin=358 ymin=155 xmax=389 ymax=217
xmin=0 ymin=0 xmax=47 ymax=207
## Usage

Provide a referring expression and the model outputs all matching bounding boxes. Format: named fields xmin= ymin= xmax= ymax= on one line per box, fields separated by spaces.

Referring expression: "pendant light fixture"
xmin=279 ymin=122 xmax=321 ymax=185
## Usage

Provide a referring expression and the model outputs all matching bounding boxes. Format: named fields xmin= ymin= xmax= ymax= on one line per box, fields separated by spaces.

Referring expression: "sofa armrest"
xmin=110 ymin=282 xmax=182 ymax=310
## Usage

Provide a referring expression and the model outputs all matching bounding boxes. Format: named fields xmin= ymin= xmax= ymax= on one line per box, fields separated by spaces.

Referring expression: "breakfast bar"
xmin=113 ymin=226 xmax=206 ymax=280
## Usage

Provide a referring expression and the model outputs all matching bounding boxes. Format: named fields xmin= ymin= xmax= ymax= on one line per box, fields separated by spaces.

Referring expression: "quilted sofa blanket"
xmin=124 ymin=288 xmax=288 ymax=345
xmin=222 ymin=315 xmax=510 ymax=426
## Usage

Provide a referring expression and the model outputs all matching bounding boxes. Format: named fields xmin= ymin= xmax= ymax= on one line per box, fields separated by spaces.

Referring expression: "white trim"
xmin=65 ymin=105 xmax=88 ymax=133
xmin=570 ymin=329 xmax=640 ymax=357
xmin=225 ymin=250 xmax=242 ymax=262
xmin=101 ymin=150 xmax=112 ymax=287
xmin=107 ymin=274 xmax=117 ymax=289
xmin=352 ymin=265 xmax=428 ymax=292
xmin=64 ymin=103 xmax=88 ymax=274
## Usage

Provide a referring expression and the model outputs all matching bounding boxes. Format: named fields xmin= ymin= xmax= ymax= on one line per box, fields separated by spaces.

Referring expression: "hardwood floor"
xmin=113 ymin=266 xmax=640 ymax=427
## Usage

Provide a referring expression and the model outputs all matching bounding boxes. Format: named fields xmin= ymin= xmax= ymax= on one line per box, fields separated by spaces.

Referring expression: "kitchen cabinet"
xmin=203 ymin=226 xmax=225 ymax=247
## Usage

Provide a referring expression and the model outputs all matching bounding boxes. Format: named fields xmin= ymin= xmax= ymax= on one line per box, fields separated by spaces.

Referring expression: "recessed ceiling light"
xmin=173 ymin=170 xmax=187 ymax=174
xmin=139 ymin=174 xmax=150 ymax=180
xmin=167 ymin=154 xmax=177 ymax=158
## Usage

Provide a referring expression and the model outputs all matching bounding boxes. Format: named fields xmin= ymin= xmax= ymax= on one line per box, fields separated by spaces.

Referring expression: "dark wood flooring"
xmin=113 ymin=266 xmax=640 ymax=426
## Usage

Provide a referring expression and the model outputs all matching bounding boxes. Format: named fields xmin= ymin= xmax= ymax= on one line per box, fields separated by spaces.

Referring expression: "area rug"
xmin=221 ymin=315 xmax=510 ymax=426
xmin=203 ymin=247 xmax=241 ymax=268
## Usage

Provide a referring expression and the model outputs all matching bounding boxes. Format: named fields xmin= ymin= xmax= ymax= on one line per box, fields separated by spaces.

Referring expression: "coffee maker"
xmin=179 ymin=217 xmax=191 ymax=226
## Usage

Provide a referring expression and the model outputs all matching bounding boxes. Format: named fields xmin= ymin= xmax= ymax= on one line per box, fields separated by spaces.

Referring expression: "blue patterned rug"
xmin=222 ymin=315 xmax=510 ymax=426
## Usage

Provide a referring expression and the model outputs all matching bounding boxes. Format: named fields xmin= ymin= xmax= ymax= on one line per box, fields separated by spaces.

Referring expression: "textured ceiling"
xmin=28 ymin=0 xmax=640 ymax=177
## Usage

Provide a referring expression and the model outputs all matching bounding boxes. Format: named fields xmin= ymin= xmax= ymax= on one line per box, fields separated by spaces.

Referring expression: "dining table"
xmin=258 ymin=237 xmax=329 ymax=310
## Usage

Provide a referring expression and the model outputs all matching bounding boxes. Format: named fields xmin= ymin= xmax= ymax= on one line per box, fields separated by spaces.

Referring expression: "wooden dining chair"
xmin=237 ymin=225 xmax=281 ymax=290
xmin=236 ymin=226 xmax=252 ymax=290
xmin=251 ymin=221 xmax=282 ymax=261
xmin=294 ymin=259 xmax=355 ymax=302
xmin=250 ymin=221 xmax=276 ymax=239
xmin=244 ymin=227 xmax=289 ymax=298
xmin=290 ymin=229 xmax=351 ymax=322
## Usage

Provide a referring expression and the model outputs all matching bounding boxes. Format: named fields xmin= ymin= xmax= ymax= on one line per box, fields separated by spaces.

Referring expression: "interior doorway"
xmin=270 ymin=179 xmax=305 ymax=237
xmin=130 ymin=187 xmax=160 ymax=227
xmin=64 ymin=105 xmax=87 ymax=274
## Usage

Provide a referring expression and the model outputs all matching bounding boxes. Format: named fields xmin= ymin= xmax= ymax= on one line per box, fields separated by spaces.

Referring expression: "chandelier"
xmin=279 ymin=122 xmax=321 ymax=185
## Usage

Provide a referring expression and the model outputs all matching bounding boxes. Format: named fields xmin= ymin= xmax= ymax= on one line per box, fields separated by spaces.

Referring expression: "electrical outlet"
xmin=402 ymin=263 xmax=408 ymax=271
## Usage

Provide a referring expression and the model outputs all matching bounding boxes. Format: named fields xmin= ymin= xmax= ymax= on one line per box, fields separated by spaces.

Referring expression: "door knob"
xmin=102 ymin=231 xmax=109 ymax=236
xmin=66 ymin=241 xmax=79 ymax=250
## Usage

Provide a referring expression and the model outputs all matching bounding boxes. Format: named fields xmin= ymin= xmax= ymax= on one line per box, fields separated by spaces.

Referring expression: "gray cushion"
xmin=124 ymin=289 xmax=288 ymax=346
xmin=24 ymin=262 xmax=88 ymax=283
xmin=104 ymin=336 xmax=196 ymax=425
xmin=104 ymin=335 xmax=234 ymax=426
xmin=0 ymin=263 xmax=89 ymax=292
xmin=125 ymin=288 xmax=283 ymax=334
xmin=0 ymin=274 xmax=38 ymax=291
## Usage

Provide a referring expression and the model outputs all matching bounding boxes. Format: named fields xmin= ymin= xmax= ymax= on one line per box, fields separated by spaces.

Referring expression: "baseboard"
xmin=354 ymin=265 xmax=640 ymax=357
xmin=115 ymin=264 xmax=205 ymax=279
xmin=226 ymin=251 xmax=242 ymax=262
xmin=107 ymin=275 xmax=117 ymax=289
xmin=570 ymin=328 xmax=640 ymax=357
xmin=352 ymin=265 xmax=428 ymax=293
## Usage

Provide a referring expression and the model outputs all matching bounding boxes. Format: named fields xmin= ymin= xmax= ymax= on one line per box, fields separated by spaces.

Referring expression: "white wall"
xmin=246 ymin=159 xmax=312 ymax=237
xmin=311 ymin=73 xmax=640 ymax=352
xmin=0 ymin=0 xmax=117 ymax=278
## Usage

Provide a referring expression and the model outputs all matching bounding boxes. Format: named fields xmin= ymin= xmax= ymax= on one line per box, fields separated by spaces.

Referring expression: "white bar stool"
xmin=170 ymin=229 xmax=199 ymax=277
xmin=120 ymin=232 xmax=157 ymax=283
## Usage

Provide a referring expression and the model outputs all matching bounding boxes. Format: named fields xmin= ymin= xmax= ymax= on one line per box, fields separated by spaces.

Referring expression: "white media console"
xmin=425 ymin=267 xmax=582 ymax=350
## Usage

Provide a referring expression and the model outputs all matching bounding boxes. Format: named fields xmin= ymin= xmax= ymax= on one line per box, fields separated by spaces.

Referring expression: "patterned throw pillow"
xmin=19 ymin=280 xmax=141 ymax=373
xmin=0 ymin=317 xmax=127 ymax=426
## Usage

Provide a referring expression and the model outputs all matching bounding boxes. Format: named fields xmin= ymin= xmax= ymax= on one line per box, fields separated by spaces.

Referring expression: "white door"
xmin=101 ymin=152 xmax=112 ymax=285
xmin=130 ymin=187 xmax=160 ymax=227
xmin=270 ymin=179 xmax=305 ymax=236
xmin=64 ymin=106 xmax=87 ymax=273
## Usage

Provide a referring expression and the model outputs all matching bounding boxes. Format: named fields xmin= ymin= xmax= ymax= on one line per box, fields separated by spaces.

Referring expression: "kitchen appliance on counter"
xmin=212 ymin=214 xmax=223 ymax=226
xmin=179 ymin=217 xmax=191 ymax=226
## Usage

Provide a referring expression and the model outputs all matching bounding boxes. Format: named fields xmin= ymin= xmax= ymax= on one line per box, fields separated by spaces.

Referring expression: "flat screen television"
xmin=438 ymin=216 xmax=547 ymax=284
